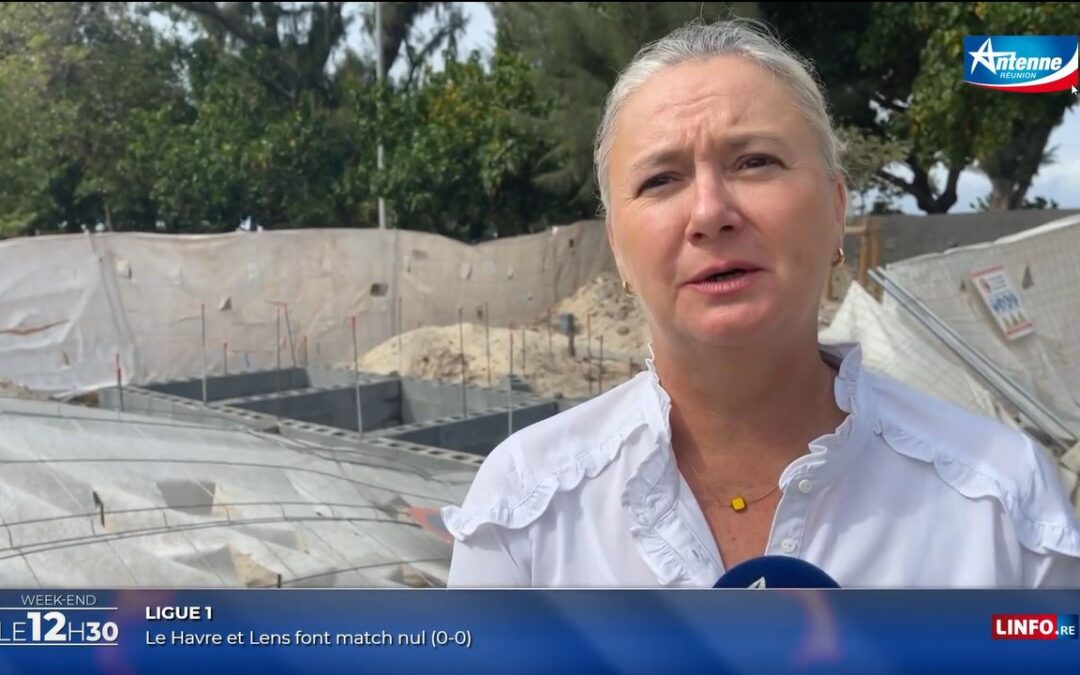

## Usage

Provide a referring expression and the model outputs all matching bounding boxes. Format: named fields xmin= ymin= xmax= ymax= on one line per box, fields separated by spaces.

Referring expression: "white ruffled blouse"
xmin=442 ymin=343 xmax=1080 ymax=588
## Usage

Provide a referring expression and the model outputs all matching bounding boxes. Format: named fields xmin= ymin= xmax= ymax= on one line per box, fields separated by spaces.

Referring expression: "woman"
xmin=441 ymin=19 xmax=1080 ymax=588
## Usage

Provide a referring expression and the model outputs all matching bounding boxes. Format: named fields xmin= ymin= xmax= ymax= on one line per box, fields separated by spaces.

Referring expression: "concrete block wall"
xmin=222 ymin=381 xmax=400 ymax=433
xmin=273 ymin=418 xmax=485 ymax=468
xmin=142 ymin=368 xmax=312 ymax=402
xmin=399 ymin=377 xmax=528 ymax=422
xmin=386 ymin=401 xmax=559 ymax=456
xmin=98 ymin=385 xmax=279 ymax=432
xmin=99 ymin=367 xmax=567 ymax=468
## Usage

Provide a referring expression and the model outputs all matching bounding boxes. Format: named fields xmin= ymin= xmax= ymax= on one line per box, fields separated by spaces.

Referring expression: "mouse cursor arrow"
xmin=1073 ymin=85 xmax=1079 ymax=95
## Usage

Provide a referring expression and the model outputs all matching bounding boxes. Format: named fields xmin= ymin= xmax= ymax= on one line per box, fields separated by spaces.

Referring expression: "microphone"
xmin=713 ymin=556 xmax=840 ymax=588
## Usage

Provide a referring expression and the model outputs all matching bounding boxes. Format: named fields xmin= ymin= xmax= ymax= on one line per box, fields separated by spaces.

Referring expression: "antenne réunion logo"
xmin=963 ymin=35 xmax=1078 ymax=93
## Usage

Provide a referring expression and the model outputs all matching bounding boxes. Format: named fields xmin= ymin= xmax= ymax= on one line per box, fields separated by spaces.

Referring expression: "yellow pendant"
xmin=730 ymin=496 xmax=747 ymax=512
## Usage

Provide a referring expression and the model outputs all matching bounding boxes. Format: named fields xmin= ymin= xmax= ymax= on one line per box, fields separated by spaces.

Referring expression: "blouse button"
xmin=797 ymin=479 xmax=812 ymax=494
xmin=781 ymin=538 xmax=796 ymax=554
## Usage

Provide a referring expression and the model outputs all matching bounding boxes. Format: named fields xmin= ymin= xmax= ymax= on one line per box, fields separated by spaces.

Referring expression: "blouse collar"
xmin=623 ymin=341 xmax=877 ymax=584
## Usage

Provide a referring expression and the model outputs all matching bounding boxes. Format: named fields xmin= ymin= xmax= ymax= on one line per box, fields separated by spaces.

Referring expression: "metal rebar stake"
xmin=598 ymin=335 xmax=604 ymax=393
xmin=459 ymin=307 xmax=467 ymax=415
xmin=200 ymin=303 xmax=208 ymax=403
xmin=284 ymin=303 xmax=297 ymax=367
xmin=485 ymin=302 xmax=491 ymax=388
xmin=351 ymin=316 xmax=362 ymax=434
xmin=115 ymin=353 xmax=123 ymax=413
xmin=508 ymin=332 xmax=514 ymax=437
xmin=548 ymin=308 xmax=552 ymax=354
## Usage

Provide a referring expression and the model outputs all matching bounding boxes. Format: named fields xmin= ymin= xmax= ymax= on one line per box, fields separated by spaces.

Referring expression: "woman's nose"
xmin=686 ymin=167 xmax=744 ymax=242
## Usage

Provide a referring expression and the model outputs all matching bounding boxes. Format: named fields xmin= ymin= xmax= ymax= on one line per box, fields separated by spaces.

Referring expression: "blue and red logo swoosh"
xmin=963 ymin=35 xmax=1078 ymax=93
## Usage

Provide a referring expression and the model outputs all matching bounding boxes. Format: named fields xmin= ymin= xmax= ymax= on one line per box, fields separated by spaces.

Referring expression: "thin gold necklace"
xmin=681 ymin=456 xmax=781 ymax=513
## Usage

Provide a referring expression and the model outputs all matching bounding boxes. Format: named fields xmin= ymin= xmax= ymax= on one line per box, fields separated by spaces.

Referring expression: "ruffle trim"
xmin=879 ymin=421 xmax=1080 ymax=558
xmin=442 ymin=420 xmax=644 ymax=541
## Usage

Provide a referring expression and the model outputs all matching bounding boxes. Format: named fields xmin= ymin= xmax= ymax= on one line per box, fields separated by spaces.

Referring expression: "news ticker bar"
xmin=0 ymin=590 xmax=1074 ymax=674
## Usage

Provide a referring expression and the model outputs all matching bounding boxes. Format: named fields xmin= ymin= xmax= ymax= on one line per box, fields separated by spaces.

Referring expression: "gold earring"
xmin=622 ymin=279 xmax=633 ymax=296
xmin=832 ymin=247 xmax=845 ymax=267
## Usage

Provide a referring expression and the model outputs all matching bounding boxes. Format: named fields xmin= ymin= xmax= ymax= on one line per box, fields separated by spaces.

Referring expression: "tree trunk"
xmin=979 ymin=122 xmax=1055 ymax=211
xmin=988 ymin=177 xmax=1020 ymax=210
xmin=877 ymin=157 xmax=962 ymax=214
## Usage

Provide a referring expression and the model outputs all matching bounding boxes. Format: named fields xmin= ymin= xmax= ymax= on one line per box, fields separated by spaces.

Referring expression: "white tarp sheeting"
xmin=823 ymin=214 xmax=1080 ymax=509
xmin=882 ymin=213 xmax=1080 ymax=436
xmin=0 ymin=397 xmax=473 ymax=587
xmin=0 ymin=223 xmax=615 ymax=397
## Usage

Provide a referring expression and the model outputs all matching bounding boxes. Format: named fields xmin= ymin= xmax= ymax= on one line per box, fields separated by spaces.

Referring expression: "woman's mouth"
xmin=686 ymin=267 xmax=762 ymax=295
xmin=702 ymin=269 xmax=749 ymax=282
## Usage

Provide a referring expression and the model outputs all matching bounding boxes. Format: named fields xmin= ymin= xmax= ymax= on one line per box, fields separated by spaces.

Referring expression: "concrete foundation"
xmin=99 ymin=366 xmax=573 ymax=462
xmin=385 ymin=402 xmax=558 ymax=456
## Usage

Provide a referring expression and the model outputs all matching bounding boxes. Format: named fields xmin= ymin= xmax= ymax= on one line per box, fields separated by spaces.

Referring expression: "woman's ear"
xmin=605 ymin=216 xmax=630 ymax=287
xmin=834 ymin=177 xmax=848 ymax=248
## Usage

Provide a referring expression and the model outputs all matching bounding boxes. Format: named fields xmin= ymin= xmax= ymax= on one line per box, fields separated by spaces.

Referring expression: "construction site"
xmin=1 ymin=210 xmax=1079 ymax=588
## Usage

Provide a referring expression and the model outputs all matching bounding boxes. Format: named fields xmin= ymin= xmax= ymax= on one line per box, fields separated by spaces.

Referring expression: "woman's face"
xmin=606 ymin=56 xmax=845 ymax=352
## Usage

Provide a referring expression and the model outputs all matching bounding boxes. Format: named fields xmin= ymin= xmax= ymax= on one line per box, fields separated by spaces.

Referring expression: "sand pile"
xmin=357 ymin=271 xmax=651 ymax=399
xmin=549 ymin=272 xmax=650 ymax=356
xmin=357 ymin=321 xmax=639 ymax=400
xmin=357 ymin=268 xmax=848 ymax=399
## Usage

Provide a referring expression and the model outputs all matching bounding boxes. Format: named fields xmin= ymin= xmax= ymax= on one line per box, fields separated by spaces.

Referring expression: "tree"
xmin=358 ymin=2 xmax=466 ymax=86
xmin=142 ymin=39 xmax=378 ymax=231
xmin=945 ymin=3 xmax=1079 ymax=210
xmin=373 ymin=51 xmax=575 ymax=241
xmin=170 ymin=2 xmax=349 ymax=104
xmin=761 ymin=2 xmax=1080 ymax=213
xmin=169 ymin=2 xmax=466 ymax=97
xmin=836 ymin=126 xmax=911 ymax=216
xmin=0 ymin=2 xmax=183 ymax=235
xmin=491 ymin=2 xmax=748 ymax=214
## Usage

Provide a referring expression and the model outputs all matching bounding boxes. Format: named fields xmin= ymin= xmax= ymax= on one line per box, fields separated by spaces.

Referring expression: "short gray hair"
xmin=594 ymin=18 xmax=843 ymax=216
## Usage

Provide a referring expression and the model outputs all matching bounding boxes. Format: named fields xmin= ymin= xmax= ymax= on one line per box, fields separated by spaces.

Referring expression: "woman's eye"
xmin=638 ymin=174 xmax=676 ymax=194
xmin=738 ymin=155 xmax=779 ymax=171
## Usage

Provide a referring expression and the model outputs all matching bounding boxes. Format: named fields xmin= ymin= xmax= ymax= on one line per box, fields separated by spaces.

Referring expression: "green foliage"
xmin=144 ymin=39 xmax=374 ymax=230
xmin=0 ymin=3 xmax=183 ymax=235
xmin=971 ymin=194 xmax=1059 ymax=212
xmin=0 ymin=2 xmax=571 ymax=239
xmin=2 ymin=2 xmax=1076 ymax=240
xmin=836 ymin=126 xmax=912 ymax=215
xmin=762 ymin=1 xmax=1079 ymax=212
xmin=491 ymin=2 xmax=747 ymax=212
xmin=374 ymin=51 xmax=576 ymax=240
